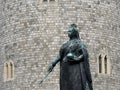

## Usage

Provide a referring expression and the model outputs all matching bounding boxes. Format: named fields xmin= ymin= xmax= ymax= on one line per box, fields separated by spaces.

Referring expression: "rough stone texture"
xmin=0 ymin=0 xmax=120 ymax=90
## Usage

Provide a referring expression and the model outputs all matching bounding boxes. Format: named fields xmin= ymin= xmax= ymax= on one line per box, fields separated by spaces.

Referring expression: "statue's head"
xmin=67 ymin=24 xmax=80 ymax=39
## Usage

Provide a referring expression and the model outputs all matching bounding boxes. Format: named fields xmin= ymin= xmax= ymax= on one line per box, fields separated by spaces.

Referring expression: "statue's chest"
xmin=67 ymin=40 xmax=80 ymax=48
xmin=65 ymin=40 xmax=81 ymax=53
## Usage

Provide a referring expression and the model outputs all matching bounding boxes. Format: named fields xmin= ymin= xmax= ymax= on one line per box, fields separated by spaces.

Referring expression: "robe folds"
xmin=59 ymin=39 xmax=93 ymax=90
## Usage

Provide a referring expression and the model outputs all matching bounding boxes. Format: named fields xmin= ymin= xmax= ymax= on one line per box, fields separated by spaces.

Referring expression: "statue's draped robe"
xmin=59 ymin=39 xmax=93 ymax=90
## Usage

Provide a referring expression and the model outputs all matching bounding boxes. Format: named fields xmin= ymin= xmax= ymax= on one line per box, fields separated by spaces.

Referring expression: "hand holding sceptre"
xmin=38 ymin=55 xmax=60 ymax=84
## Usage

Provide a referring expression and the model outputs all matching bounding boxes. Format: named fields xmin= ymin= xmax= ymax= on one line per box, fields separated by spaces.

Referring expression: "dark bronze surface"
xmin=39 ymin=24 xmax=93 ymax=90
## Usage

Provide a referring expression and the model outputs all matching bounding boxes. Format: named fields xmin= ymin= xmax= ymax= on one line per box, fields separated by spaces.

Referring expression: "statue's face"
xmin=67 ymin=24 xmax=79 ymax=39
xmin=67 ymin=28 xmax=73 ymax=38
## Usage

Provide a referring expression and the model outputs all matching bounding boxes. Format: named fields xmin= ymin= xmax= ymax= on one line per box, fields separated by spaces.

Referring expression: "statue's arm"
xmin=48 ymin=45 xmax=64 ymax=71
xmin=48 ymin=55 xmax=61 ymax=72
xmin=67 ymin=53 xmax=84 ymax=62
xmin=67 ymin=46 xmax=85 ymax=62
xmin=72 ymin=54 xmax=83 ymax=61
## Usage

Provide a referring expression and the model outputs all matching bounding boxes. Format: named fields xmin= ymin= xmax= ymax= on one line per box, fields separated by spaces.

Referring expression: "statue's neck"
xmin=69 ymin=37 xmax=78 ymax=40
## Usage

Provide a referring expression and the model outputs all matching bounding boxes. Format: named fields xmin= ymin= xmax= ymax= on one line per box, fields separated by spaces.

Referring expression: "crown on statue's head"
xmin=69 ymin=24 xmax=79 ymax=32
xmin=70 ymin=24 xmax=77 ymax=28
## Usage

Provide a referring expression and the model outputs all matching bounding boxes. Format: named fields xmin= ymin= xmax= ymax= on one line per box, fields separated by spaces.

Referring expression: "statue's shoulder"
xmin=60 ymin=42 xmax=68 ymax=49
xmin=60 ymin=41 xmax=70 ymax=52
xmin=77 ymin=39 xmax=87 ymax=49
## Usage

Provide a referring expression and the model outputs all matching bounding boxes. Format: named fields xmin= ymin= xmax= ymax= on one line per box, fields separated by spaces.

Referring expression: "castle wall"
xmin=59 ymin=0 xmax=120 ymax=89
xmin=0 ymin=0 xmax=120 ymax=90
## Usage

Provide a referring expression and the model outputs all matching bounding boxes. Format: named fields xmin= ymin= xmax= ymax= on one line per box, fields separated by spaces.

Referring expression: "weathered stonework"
xmin=0 ymin=0 xmax=120 ymax=90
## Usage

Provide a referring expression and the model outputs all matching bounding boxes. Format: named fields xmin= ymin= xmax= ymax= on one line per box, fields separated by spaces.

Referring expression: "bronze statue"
xmin=39 ymin=24 xmax=93 ymax=90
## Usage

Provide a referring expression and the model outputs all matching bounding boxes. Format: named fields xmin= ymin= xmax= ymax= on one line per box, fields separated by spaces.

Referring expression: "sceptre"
xmin=38 ymin=56 xmax=59 ymax=84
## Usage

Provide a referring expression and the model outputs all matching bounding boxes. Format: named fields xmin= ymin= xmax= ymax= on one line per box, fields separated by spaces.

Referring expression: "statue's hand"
xmin=67 ymin=53 xmax=84 ymax=62
xmin=48 ymin=64 xmax=54 ymax=72
xmin=67 ymin=53 xmax=74 ymax=59
xmin=62 ymin=53 xmax=74 ymax=63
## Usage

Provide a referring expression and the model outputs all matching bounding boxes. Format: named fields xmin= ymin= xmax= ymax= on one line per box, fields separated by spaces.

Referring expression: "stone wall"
xmin=0 ymin=0 xmax=120 ymax=90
